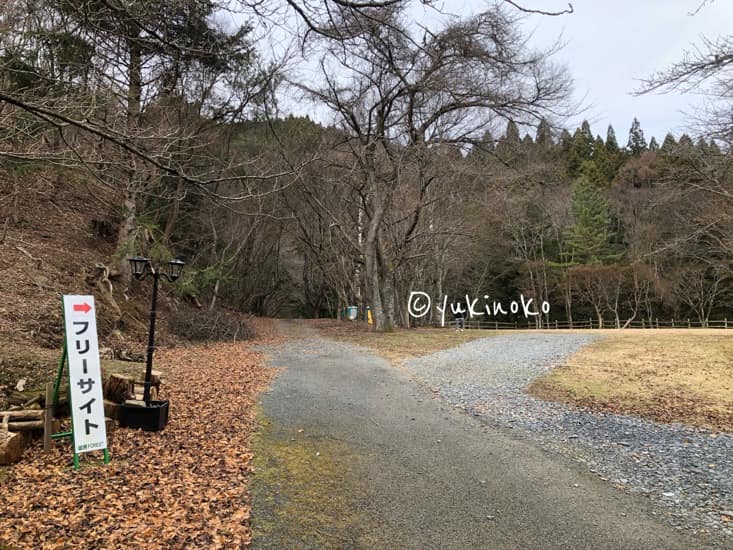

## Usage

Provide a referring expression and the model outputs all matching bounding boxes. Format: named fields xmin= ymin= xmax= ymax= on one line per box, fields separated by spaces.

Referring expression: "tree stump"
xmin=104 ymin=399 xmax=121 ymax=420
xmin=104 ymin=374 xmax=134 ymax=404
xmin=0 ymin=431 xmax=30 ymax=465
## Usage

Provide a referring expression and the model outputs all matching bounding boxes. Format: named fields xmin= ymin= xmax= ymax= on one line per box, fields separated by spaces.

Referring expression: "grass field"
xmin=313 ymin=321 xmax=733 ymax=433
xmin=310 ymin=319 xmax=497 ymax=364
xmin=528 ymin=329 xmax=733 ymax=433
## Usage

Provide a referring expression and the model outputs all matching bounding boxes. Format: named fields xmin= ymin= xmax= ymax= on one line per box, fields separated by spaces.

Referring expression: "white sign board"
xmin=63 ymin=295 xmax=107 ymax=454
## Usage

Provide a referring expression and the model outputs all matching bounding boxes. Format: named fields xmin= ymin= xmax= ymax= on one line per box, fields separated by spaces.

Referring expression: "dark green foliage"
xmin=535 ymin=119 xmax=553 ymax=148
xmin=605 ymin=125 xmax=619 ymax=153
xmin=661 ymin=133 xmax=677 ymax=152
xmin=648 ymin=136 xmax=659 ymax=151
xmin=567 ymin=120 xmax=595 ymax=177
xmin=496 ymin=120 xmax=521 ymax=160
xmin=565 ymin=175 xmax=619 ymax=265
xmin=627 ymin=117 xmax=647 ymax=155
xmin=559 ymin=129 xmax=572 ymax=152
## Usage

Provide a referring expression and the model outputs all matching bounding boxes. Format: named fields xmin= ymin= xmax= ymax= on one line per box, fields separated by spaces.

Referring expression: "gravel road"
xmin=251 ymin=325 xmax=726 ymax=549
xmin=404 ymin=332 xmax=733 ymax=541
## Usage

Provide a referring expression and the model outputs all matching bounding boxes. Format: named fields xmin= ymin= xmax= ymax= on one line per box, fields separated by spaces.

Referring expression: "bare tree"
xmin=286 ymin=3 xmax=571 ymax=330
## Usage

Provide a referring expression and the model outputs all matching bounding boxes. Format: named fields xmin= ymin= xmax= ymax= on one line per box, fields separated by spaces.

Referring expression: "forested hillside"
xmin=0 ymin=0 xmax=730 ymax=336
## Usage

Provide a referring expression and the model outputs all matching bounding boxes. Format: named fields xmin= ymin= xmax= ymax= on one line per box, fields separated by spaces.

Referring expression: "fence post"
xmin=687 ymin=318 xmax=691 ymax=328
xmin=672 ymin=319 xmax=675 ymax=328
xmin=495 ymin=321 xmax=498 ymax=330
xmin=589 ymin=318 xmax=593 ymax=329
xmin=514 ymin=321 xmax=517 ymax=329
xmin=655 ymin=318 xmax=659 ymax=329
xmin=555 ymin=319 xmax=558 ymax=329
xmin=725 ymin=318 xmax=728 ymax=329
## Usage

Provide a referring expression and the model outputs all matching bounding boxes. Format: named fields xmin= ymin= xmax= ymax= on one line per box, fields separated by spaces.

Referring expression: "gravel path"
xmin=404 ymin=332 xmax=733 ymax=540
xmin=251 ymin=324 xmax=723 ymax=549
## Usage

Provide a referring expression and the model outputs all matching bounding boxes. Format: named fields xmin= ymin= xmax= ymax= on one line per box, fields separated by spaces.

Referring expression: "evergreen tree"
xmin=627 ymin=117 xmax=647 ymax=155
xmin=504 ymin=120 xmax=520 ymax=144
xmin=661 ymin=133 xmax=677 ymax=153
xmin=567 ymin=120 xmax=595 ymax=177
xmin=578 ymin=159 xmax=606 ymax=187
xmin=605 ymin=124 xmax=619 ymax=153
xmin=594 ymin=136 xmax=605 ymax=155
xmin=592 ymin=136 xmax=614 ymax=183
xmin=648 ymin=136 xmax=659 ymax=151
xmin=469 ymin=129 xmax=495 ymax=160
xmin=696 ymin=137 xmax=709 ymax=154
xmin=559 ymin=129 xmax=573 ymax=153
xmin=709 ymin=139 xmax=722 ymax=155
xmin=496 ymin=120 xmax=521 ymax=159
xmin=536 ymin=118 xmax=553 ymax=148
xmin=566 ymin=175 xmax=618 ymax=264
xmin=677 ymin=134 xmax=695 ymax=152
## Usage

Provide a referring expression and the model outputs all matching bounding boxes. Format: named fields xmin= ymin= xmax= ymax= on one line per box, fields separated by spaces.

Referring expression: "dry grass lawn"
xmin=308 ymin=319 xmax=497 ymax=364
xmin=311 ymin=321 xmax=733 ymax=432
xmin=528 ymin=329 xmax=733 ymax=433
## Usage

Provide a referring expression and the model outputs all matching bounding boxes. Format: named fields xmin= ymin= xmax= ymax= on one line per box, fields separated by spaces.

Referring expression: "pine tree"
xmin=661 ymin=133 xmax=677 ymax=153
xmin=536 ymin=118 xmax=553 ymax=148
xmin=605 ymin=124 xmax=619 ymax=153
xmin=677 ymin=134 xmax=695 ymax=152
xmin=696 ymin=137 xmax=709 ymax=154
xmin=567 ymin=121 xmax=595 ymax=177
xmin=504 ymin=120 xmax=520 ymax=144
xmin=648 ymin=136 xmax=659 ymax=151
xmin=566 ymin=175 xmax=618 ymax=264
xmin=496 ymin=120 xmax=521 ymax=159
xmin=627 ymin=117 xmax=647 ymax=155
xmin=560 ymin=129 xmax=573 ymax=153
xmin=592 ymin=136 xmax=614 ymax=183
xmin=469 ymin=129 xmax=495 ymax=160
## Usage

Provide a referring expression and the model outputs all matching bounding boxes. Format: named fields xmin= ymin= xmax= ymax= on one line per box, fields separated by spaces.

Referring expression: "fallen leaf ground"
xmin=0 ymin=326 xmax=279 ymax=549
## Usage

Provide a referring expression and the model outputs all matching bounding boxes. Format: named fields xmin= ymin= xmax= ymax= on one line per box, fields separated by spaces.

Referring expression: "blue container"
xmin=347 ymin=306 xmax=358 ymax=320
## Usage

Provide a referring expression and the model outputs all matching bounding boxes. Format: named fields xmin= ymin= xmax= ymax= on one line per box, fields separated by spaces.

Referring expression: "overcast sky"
xmin=272 ymin=1 xmax=731 ymax=143
xmin=432 ymin=0 xmax=732 ymax=142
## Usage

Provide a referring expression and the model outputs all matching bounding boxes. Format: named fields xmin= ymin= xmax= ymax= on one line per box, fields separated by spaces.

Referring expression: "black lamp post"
xmin=128 ymin=257 xmax=184 ymax=406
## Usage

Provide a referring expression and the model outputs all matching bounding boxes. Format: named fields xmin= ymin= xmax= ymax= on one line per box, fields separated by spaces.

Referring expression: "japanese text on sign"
xmin=63 ymin=295 xmax=107 ymax=454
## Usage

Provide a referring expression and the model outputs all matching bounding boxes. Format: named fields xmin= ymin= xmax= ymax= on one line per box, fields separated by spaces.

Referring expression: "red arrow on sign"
xmin=73 ymin=303 xmax=91 ymax=314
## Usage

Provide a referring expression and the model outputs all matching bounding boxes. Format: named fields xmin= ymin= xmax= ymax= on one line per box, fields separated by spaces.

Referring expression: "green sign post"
xmin=53 ymin=295 xmax=110 ymax=469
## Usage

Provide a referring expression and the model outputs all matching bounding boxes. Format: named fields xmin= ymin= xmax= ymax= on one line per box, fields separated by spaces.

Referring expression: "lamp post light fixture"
xmin=127 ymin=256 xmax=185 ymax=410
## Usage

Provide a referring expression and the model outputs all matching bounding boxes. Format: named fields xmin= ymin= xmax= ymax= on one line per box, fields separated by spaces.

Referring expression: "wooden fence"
xmin=435 ymin=317 xmax=731 ymax=330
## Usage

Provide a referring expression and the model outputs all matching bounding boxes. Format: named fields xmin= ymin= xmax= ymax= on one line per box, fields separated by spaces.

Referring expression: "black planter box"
xmin=119 ymin=400 xmax=169 ymax=431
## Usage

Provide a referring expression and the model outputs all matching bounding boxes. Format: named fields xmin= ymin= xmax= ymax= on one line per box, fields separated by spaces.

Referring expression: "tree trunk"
xmin=365 ymin=195 xmax=387 ymax=331
xmin=163 ymin=178 xmax=184 ymax=244
xmin=115 ymin=35 xmax=143 ymax=286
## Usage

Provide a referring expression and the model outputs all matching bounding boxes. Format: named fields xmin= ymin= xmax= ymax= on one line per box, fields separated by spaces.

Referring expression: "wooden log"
xmin=0 ymin=410 xmax=45 ymax=419
xmin=105 ymin=417 xmax=116 ymax=433
xmin=104 ymin=399 xmax=121 ymax=420
xmin=23 ymin=395 xmax=42 ymax=408
xmin=44 ymin=382 xmax=53 ymax=452
xmin=133 ymin=383 xmax=158 ymax=401
xmin=7 ymin=420 xmax=44 ymax=431
xmin=104 ymin=374 xmax=134 ymax=403
xmin=0 ymin=431 xmax=29 ymax=465
xmin=149 ymin=370 xmax=162 ymax=389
